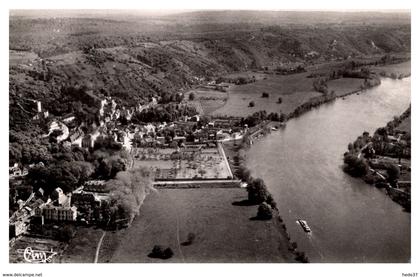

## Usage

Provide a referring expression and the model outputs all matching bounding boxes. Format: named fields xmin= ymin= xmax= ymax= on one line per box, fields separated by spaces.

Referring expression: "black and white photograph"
xmin=2 ymin=0 xmax=418 ymax=276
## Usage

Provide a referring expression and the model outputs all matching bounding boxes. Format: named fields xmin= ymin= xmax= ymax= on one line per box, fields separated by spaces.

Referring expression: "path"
xmin=94 ymin=230 xmax=106 ymax=263
xmin=175 ymin=211 xmax=185 ymax=262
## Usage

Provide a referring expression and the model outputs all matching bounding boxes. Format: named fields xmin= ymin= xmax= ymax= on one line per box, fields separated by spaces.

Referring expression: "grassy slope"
xmin=109 ymin=189 xmax=295 ymax=263
xmin=186 ymin=88 xmax=228 ymax=115
xmin=212 ymin=72 xmax=321 ymax=117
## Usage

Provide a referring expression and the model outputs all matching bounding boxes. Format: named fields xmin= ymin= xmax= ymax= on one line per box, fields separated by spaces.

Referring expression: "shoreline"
xmin=222 ymin=138 xmax=309 ymax=263
xmin=343 ymin=106 xmax=411 ymax=212
xmin=222 ymin=67 xmax=411 ymax=263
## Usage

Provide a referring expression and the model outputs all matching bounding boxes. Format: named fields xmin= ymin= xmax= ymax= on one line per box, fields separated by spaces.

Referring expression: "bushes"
xmin=246 ymin=178 xmax=269 ymax=204
xmin=262 ymin=92 xmax=269 ymax=98
xmin=343 ymin=154 xmax=369 ymax=177
xmin=236 ymin=166 xmax=251 ymax=183
xmin=313 ymin=77 xmax=328 ymax=94
xmin=56 ymin=225 xmax=76 ymax=242
xmin=295 ymin=251 xmax=309 ymax=263
xmin=248 ymin=101 xmax=255 ymax=107
xmin=148 ymin=245 xmax=174 ymax=259
xmin=257 ymin=202 xmax=273 ymax=220
xmin=386 ymin=163 xmax=400 ymax=183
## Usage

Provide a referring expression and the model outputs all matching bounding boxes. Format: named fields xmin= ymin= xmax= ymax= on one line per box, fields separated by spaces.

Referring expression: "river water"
xmin=246 ymin=78 xmax=411 ymax=262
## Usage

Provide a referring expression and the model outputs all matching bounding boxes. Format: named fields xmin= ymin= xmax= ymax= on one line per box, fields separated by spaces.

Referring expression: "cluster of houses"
xmin=10 ymin=88 xmax=250 ymax=240
xmin=9 ymin=162 xmax=46 ymax=179
xmin=31 ymin=85 xmax=247 ymax=158
xmin=9 ymin=180 xmax=111 ymax=239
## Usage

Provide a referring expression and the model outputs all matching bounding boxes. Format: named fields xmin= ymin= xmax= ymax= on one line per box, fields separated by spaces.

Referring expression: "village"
xmin=8 ymin=84 xmax=260 ymax=262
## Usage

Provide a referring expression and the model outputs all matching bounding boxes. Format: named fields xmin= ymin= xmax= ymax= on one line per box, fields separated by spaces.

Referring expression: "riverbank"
xmin=235 ymin=76 xmax=411 ymax=262
xmin=208 ymin=60 xmax=406 ymax=118
xmin=222 ymin=138 xmax=309 ymax=262
xmin=343 ymin=106 xmax=411 ymax=211
xmin=372 ymin=61 xmax=411 ymax=79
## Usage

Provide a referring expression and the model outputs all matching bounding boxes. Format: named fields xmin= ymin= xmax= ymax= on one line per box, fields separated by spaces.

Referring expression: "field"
xmin=212 ymin=72 xmax=322 ymax=117
xmin=60 ymin=227 xmax=104 ymax=263
xmin=186 ymin=88 xmax=228 ymax=115
xmin=211 ymin=61 xmax=411 ymax=118
xmin=327 ymin=78 xmax=365 ymax=97
xmin=9 ymin=50 xmax=40 ymax=66
xmin=372 ymin=61 xmax=411 ymax=77
xmin=108 ymin=188 xmax=295 ymax=263
xmin=132 ymin=147 xmax=232 ymax=179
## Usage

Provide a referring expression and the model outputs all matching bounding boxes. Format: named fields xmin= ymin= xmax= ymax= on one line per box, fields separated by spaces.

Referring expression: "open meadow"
xmin=211 ymin=72 xmax=322 ymax=117
xmin=327 ymin=78 xmax=365 ymax=97
xmin=109 ymin=188 xmax=295 ymax=263
xmin=186 ymin=88 xmax=228 ymax=115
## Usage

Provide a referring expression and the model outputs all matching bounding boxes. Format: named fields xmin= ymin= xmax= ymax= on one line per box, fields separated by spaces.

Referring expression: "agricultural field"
xmin=212 ymin=72 xmax=322 ymax=117
xmin=186 ymin=88 xmax=228 ymax=115
xmin=372 ymin=61 xmax=411 ymax=77
xmin=132 ymin=147 xmax=232 ymax=179
xmin=109 ymin=188 xmax=295 ymax=263
xmin=9 ymin=50 xmax=40 ymax=66
xmin=327 ymin=78 xmax=365 ymax=97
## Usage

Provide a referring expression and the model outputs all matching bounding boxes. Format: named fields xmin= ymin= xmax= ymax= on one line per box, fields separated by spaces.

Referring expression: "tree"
xmin=266 ymin=193 xmax=277 ymax=209
xmin=237 ymin=166 xmax=251 ymax=183
xmin=278 ymin=97 xmax=283 ymax=104
xmin=249 ymin=101 xmax=255 ymax=107
xmin=343 ymin=154 xmax=369 ymax=177
xmin=56 ymin=225 xmax=75 ymax=242
xmin=387 ymin=164 xmax=400 ymax=183
xmin=262 ymin=92 xmax=269 ymax=98
xmin=189 ymin=92 xmax=196 ymax=101
xmin=257 ymin=202 xmax=273 ymax=220
xmin=295 ymin=251 xmax=309 ymax=263
xmin=246 ymin=178 xmax=269 ymax=204
xmin=149 ymin=245 xmax=174 ymax=259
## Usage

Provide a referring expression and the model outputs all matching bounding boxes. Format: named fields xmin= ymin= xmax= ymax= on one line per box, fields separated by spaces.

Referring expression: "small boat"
xmin=298 ymin=219 xmax=311 ymax=233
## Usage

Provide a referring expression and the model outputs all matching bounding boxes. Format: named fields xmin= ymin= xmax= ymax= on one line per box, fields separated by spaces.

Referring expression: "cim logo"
xmin=17 ymin=247 xmax=57 ymax=263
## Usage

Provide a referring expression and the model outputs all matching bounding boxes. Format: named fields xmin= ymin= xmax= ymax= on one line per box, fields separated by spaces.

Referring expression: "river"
xmin=246 ymin=77 xmax=411 ymax=262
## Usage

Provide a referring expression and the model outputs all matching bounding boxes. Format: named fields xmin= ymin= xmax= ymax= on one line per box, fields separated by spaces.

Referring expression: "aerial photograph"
xmin=8 ymin=8 xmax=411 ymax=265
